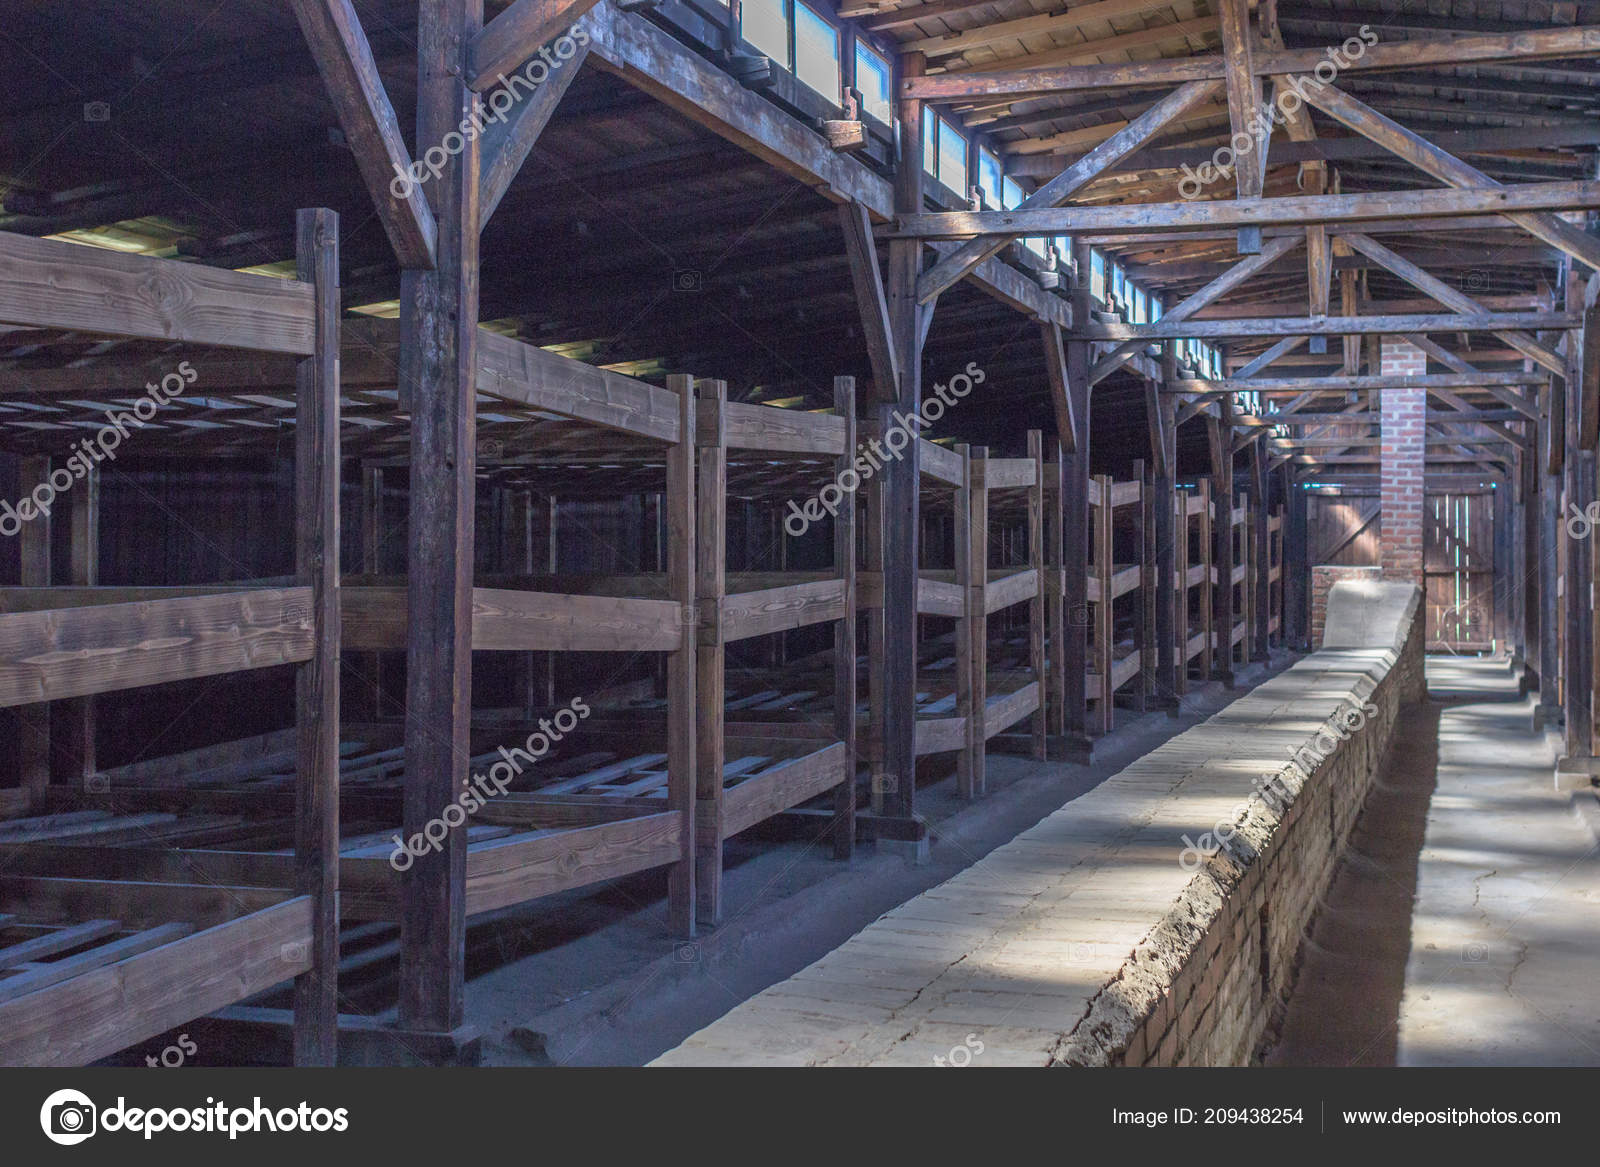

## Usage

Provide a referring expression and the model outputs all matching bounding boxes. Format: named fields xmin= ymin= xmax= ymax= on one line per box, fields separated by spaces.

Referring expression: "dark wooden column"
xmin=1284 ymin=462 xmax=1310 ymax=651
xmin=1056 ymin=242 xmax=1093 ymax=750
xmin=879 ymin=51 xmax=925 ymax=822
xmin=1249 ymin=440 xmax=1270 ymax=660
xmin=61 ymin=468 xmax=99 ymax=785
xmin=1563 ymin=266 xmax=1594 ymax=758
xmin=293 ymin=206 xmax=342 ymax=1066
xmin=1538 ymin=370 xmax=1563 ymax=725
xmin=1206 ymin=416 xmax=1236 ymax=687
xmin=398 ymin=0 xmax=482 ymax=1042
xmin=1144 ymin=364 xmax=1177 ymax=711
xmin=17 ymin=455 xmax=50 ymax=799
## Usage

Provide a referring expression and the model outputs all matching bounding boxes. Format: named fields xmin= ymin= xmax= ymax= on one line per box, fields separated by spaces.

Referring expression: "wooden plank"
xmin=1028 ymin=430 xmax=1047 ymax=760
xmin=463 ymin=812 xmax=683 ymax=915
xmin=0 ymin=230 xmax=315 ymax=354
xmin=984 ymin=568 xmax=1038 ymax=615
xmin=1217 ymin=0 xmax=1264 ymax=234
xmin=917 ymin=575 xmax=965 ymax=618
xmin=897 ymin=181 xmax=1600 ymax=240
xmin=915 ymin=715 xmax=968 ymax=757
xmin=0 ymin=919 xmax=119 ymax=971
xmin=718 ymin=401 xmax=848 ymax=455
xmin=1082 ymin=311 xmax=1574 ymax=341
xmin=916 ymin=81 xmax=1222 ymax=303
xmin=718 ymin=579 xmax=851 ymax=642
xmin=0 ymin=590 xmax=314 ymax=708
xmin=966 ymin=446 xmax=988 ymax=796
xmin=342 ymin=586 xmax=683 ymax=652
xmin=918 ymin=437 xmax=965 ymax=486
xmin=292 ymin=207 xmax=341 ymax=1067
xmin=984 ymin=682 xmax=1041 ymax=738
xmin=0 ymin=898 xmax=311 ymax=1068
xmin=694 ymin=378 xmax=727 ymax=923
xmin=289 ymin=0 xmax=437 ymax=269
xmin=467 ymin=0 xmax=604 ymax=91
xmin=1170 ymin=372 xmax=1543 ymax=393
xmin=477 ymin=328 xmax=680 ymax=441
xmin=721 ymin=743 xmax=849 ymax=838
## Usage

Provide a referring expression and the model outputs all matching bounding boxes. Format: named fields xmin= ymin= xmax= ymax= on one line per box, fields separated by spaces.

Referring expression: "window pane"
xmin=1002 ymin=176 xmax=1023 ymax=210
xmin=854 ymin=42 xmax=891 ymax=123
xmin=1090 ymin=250 xmax=1105 ymax=301
xmin=923 ymin=108 xmax=937 ymax=177
xmin=937 ymin=119 xmax=967 ymax=194
xmin=742 ymin=0 xmax=789 ymax=65
xmin=979 ymin=150 xmax=1004 ymax=209
xmin=1133 ymin=287 xmax=1147 ymax=324
xmin=793 ymin=4 xmax=839 ymax=100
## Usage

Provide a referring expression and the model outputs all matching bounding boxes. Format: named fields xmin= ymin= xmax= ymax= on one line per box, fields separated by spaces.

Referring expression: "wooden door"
xmin=1424 ymin=491 xmax=1495 ymax=652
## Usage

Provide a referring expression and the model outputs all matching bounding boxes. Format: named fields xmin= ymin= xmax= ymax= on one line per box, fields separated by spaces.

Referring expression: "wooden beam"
xmin=1082 ymin=310 xmax=1575 ymax=341
xmin=292 ymin=206 xmax=341 ymax=1067
xmin=839 ymin=200 xmax=899 ymax=400
xmin=479 ymin=34 xmax=591 ymax=230
xmin=905 ymin=24 xmax=1600 ymax=101
xmin=397 ymin=0 xmax=481 ymax=1039
xmin=1298 ymin=84 xmax=1600 ymax=273
xmin=1170 ymin=372 xmax=1543 ymax=393
xmin=915 ymin=80 xmax=1222 ymax=304
xmin=1217 ymin=0 xmax=1265 ymax=251
xmin=893 ymin=180 xmax=1600 ymax=240
xmin=1340 ymin=232 xmax=1566 ymax=375
xmin=289 ymin=0 xmax=438 ymax=269
xmin=1042 ymin=320 xmax=1076 ymax=453
xmin=467 ymin=0 xmax=604 ymax=91
xmin=1090 ymin=235 xmax=1301 ymax=384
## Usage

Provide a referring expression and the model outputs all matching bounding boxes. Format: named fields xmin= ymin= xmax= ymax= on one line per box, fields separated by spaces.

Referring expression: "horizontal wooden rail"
xmin=342 ymin=586 xmax=685 ymax=652
xmin=0 ymin=230 xmax=316 ymax=354
xmin=0 ymin=589 xmax=314 ymax=708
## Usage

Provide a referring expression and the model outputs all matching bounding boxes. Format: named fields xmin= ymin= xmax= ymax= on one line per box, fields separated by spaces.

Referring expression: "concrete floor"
xmin=1269 ymin=656 xmax=1600 ymax=1067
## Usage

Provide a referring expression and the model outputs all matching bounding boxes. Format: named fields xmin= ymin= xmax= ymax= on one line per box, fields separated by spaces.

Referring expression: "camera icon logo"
xmin=83 ymin=101 xmax=110 ymax=122
xmin=40 ymin=1088 xmax=97 ymax=1145
xmin=672 ymin=269 xmax=702 ymax=292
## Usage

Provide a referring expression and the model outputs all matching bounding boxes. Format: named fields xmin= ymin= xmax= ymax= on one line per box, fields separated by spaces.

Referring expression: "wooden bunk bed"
xmin=1084 ymin=471 xmax=1147 ymax=736
xmin=1176 ymin=479 xmax=1215 ymax=693
xmin=0 ymin=212 xmax=341 ymax=1066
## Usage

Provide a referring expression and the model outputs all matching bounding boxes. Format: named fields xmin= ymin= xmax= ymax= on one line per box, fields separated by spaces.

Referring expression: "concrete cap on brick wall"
xmin=1321 ymin=579 xmax=1422 ymax=650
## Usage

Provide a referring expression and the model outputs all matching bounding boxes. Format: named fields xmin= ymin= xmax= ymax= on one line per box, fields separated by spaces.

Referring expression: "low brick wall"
xmin=1310 ymin=564 xmax=1381 ymax=648
xmin=653 ymin=581 xmax=1424 ymax=1068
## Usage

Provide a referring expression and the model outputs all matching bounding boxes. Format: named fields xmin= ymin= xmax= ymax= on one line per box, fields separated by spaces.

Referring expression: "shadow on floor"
xmin=1265 ymin=698 xmax=1442 ymax=1066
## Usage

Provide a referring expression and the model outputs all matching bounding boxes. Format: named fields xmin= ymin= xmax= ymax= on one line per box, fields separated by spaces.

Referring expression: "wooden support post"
xmin=1028 ymin=430 xmax=1047 ymax=759
xmin=666 ymin=375 xmax=697 ymax=936
xmin=694 ymin=378 xmax=727 ymax=922
xmin=952 ymin=444 xmax=975 ymax=794
xmin=880 ymin=50 xmax=927 ymax=821
xmin=865 ymin=472 xmax=887 ymax=812
xmin=965 ymin=447 xmax=989 ymax=796
xmin=833 ymin=376 xmax=858 ymax=858
xmin=1250 ymin=441 xmax=1270 ymax=660
xmin=1093 ymin=473 xmax=1114 ymax=735
xmin=1147 ymin=371 xmax=1178 ymax=710
xmin=1539 ymin=375 xmax=1563 ymax=722
xmin=1134 ymin=458 xmax=1152 ymax=713
xmin=397 ymin=0 xmax=481 ymax=1043
xmin=1284 ymin=465 xmax=1308 ymax=650
xmin=292 ymin=205 xmax=341 ymax=1067
xmin=359 ymin=464 xmax=385 ymax=719
xmin=1198 ymin=477 xmax=1215 ymax=681
xmin=1060 ymin=243 xmax=1093 ymax=748
xmin=17 ymin=455 xmax=51 ymax=800
xmin=61 ymin=467 xmax=99 ymax=785
xmin=1563 ymin=270 xmax=1595 ymax=757
xmin=1206 ymin=421 xmax=1236 ymax=687
xmin=1045 ymin=443 xmax=1067 ymax=736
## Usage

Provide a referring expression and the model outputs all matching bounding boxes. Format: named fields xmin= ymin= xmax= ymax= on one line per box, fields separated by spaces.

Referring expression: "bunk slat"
xmin=0 ymin=589 xmax=315 ymax=708
xmin=717 ymin=401 xmax=848 ymax=454
xmin=476 ymin=328 xmax=681 ymax=442
xmin=0 ymin=230 xmax=316 ymax=354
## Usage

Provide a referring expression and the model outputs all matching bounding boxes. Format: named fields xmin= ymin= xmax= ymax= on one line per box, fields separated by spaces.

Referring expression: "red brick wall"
xmin=1379 ymin=338 xmax=1425 ymax=583
xmin=1310 ymin=565 xmax=1381 ymax=647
